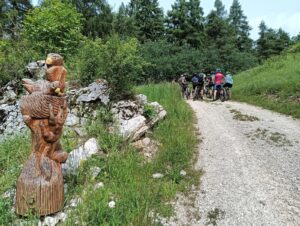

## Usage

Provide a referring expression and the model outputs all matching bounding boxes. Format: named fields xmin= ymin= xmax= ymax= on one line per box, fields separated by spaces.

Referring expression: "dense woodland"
xmin=1 ymin=0 xmax=299 ymax=98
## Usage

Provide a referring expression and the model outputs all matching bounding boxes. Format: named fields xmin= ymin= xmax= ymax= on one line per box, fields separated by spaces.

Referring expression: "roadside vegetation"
xmin=233 ymin=42 xmax=300 ymax=118
xmin=0 ymin=84 xmax=199 ymax=225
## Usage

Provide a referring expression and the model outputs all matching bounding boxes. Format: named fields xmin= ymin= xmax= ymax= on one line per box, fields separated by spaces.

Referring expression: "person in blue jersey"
xmin=224 ymin=72 xmax=233 ymax=99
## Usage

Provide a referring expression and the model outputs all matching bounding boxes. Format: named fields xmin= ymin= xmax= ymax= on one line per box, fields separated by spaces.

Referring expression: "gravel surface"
xmin=166 ymin=100 xmax=300 ymax=226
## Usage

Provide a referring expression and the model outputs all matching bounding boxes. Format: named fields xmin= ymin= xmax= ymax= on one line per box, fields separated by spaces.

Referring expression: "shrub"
xmin=0 ymin=40 xmax=40 ymax=86
xmin=22 ymin=0 xmax=83 ymax=58
xmin=68 ymin=36 xmax=148 ymax=100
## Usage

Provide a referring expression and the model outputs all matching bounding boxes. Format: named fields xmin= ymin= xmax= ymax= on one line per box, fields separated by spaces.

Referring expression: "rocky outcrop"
xmin=0 ymin=79 xmax=110 ymax=140
xmin=111 ymin=94 xmax=167 ymax=141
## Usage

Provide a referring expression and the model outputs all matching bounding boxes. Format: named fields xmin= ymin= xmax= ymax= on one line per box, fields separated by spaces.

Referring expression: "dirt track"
xmin=166 ymin=100 xmax=300 ymax=226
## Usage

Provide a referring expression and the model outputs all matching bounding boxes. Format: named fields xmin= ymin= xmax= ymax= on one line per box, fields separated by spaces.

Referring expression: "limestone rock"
xmin=94 ymin=182 xmax=104 ymax=190
xmin=62 ymin=138 xmax=99 ymax=175
xmin=76 ymin=80 xmax=109 ymax=105
xmin=152 ymin=173 xmax=164 ymax=179
xmin=135 ymin=94 xmax=148 ymax=106
xmin=38 ymin=212 xmax=67 ymax=226
xmin=111 ymin=97 xmax=167 ymax=141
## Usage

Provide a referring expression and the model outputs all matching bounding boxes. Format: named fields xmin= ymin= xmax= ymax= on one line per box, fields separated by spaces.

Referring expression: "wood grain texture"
xmin=16 ymin=53 xmax=68 ymax=216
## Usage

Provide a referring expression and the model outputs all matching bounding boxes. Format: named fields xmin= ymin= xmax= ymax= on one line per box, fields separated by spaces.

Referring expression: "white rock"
xmin=180 ymin=170 xmax=187 ymax=176
xmin=94 ymin=182 xmax=104 ymax=190
xmin=136 ymin=94 xmax=148 ymax=106
xmin=152 ymin=173 xmax=164 ymax=179
xmin=65 ymin=113 xmax=80 ymax=126
xmin=43 ymin=216 xmax=58 ymax=226
xmin=62 ymin=138 xmax=99 ymax=175
xmin=118 ymin=115 xmax=147 ymax=139
xmin=143 ymin=137 xmax=151 ymax=146
xmin=69 ymin=198 xmax=82 ymax=208
xmin=39 ymin=212 xmax=67 ymax=226
xmin=90 ymin=166 xmax=101 ymax=179
xmin=108 ymin=201 xmax=116 ymax=208
xmin=2 ymin=189 xmax=15 ymax=199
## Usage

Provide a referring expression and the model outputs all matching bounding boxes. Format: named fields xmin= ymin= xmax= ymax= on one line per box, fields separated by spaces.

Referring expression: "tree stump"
xmin=16 ymin=53 xmax=68 ymax=216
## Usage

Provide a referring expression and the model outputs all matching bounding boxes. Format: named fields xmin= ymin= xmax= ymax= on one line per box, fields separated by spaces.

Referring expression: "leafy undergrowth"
xmin=233 ymin=49 xmax=300 ymax=118
xmin=65 ymin=83 xmax=200 ymax=225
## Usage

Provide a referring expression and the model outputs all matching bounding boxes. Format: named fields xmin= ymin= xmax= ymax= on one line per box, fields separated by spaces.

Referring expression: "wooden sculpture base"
xmin=16 ymin=154 xmax=64 ymax=216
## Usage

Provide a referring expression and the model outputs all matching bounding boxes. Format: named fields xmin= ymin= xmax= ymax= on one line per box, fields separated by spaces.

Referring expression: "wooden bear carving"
xmin=16 ymin=53 xmax=68 ymax=216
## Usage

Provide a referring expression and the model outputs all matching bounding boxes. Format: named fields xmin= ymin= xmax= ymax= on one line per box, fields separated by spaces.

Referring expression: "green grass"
xmin=0 ymin=130 xmax=82 ymax=224
xmin=233 ymin=51 xmax=300 ymax=118
xmin=65 ymin=83 xmax=199 ymax=225
xmin=0 ymin=83 xmax=199 ymax=225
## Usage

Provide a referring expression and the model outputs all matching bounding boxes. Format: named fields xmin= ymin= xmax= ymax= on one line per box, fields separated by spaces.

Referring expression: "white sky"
xmin=32 ymin=0 xmax=300 ymax=40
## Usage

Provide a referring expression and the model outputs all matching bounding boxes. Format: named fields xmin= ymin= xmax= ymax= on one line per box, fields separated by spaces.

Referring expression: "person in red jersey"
xmin=213 ymin=68 xmax=225 ymax=101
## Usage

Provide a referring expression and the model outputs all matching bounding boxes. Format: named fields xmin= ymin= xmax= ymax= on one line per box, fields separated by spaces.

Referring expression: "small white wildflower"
xmin=108 ymin=201 xmax=116 ymax=208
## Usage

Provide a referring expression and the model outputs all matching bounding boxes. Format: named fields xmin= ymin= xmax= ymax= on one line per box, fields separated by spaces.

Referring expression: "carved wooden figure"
xmin=16 ymin=53 xmax=68 ymax=216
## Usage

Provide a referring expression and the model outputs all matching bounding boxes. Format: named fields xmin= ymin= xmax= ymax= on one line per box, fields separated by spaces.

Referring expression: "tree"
xmin=114 ymin=3 xmax=137 ymax=38
xmin=228 ymin=0 xmax=252 ymax=51
xmin=166 ymin=0 xmax=205 ymax=48
xmin=23 ymin=0 xmax=83 ymax=57
xmin=214 ymin=0 xmax=227 ymax=19
xmin=127 ymin=0 xmax=165 ymax=42
xmin=256 ymin=21 xmax=290 ymax=60
xmin=0 ymin=0 xmax=32 ymax=39
xmin=64 ymin=0 xmax=113 ymax=39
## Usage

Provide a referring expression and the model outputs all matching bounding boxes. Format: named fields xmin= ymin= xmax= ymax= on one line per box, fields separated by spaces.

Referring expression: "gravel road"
xmin=166 ymin=100 xmax=300 ymax=226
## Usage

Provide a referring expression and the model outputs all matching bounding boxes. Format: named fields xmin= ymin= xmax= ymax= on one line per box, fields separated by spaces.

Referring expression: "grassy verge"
xmin=0 ymin=83 xmax=199 ymax=225
xmin=65 ymin=83 xmax=199 ymax=225
xmin=233 ymin=52 xmax=300 ymax=118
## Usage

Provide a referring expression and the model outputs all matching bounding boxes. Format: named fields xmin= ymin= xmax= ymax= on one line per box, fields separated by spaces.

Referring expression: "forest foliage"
xmin=1 ymin=0 xmax=299 ymax=98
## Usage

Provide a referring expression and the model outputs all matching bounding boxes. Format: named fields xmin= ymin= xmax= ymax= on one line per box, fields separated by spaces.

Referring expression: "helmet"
xmin=216 ymin=68 xmax=221 ymax=72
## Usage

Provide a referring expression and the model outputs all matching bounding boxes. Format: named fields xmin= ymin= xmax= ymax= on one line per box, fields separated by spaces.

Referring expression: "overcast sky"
xmin=108 ymin=0 xmax=300 ymax=40
xmin=32 ymin=0 xmax=300 ymax=40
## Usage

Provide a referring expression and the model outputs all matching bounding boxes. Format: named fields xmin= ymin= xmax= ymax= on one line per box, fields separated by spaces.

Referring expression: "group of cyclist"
xmin=177 ymin=68 xmax=233 ymax=102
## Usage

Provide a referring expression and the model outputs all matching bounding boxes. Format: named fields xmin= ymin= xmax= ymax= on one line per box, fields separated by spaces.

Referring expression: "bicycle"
xmin=215 ymin=86 xmax=225 ymax=102
xmin=193 ymin=85 xmax=203 ymax=101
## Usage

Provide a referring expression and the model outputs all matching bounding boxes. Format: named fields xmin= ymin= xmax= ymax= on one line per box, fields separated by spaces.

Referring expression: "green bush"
xmin=140 ymin=40 xmax=205 ymax=82
xmin=143 ymin=104 xmax=156 ymax=119
xmin=69 ymin=36 xmax=148 ymax=100
xmin=0 ymin=40 xmax=40 ymax=86
xmin=22 ymin=0 xmax=83 ymax=58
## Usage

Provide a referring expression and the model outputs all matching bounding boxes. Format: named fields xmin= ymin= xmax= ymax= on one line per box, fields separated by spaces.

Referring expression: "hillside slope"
xmin=233 ymin=46 xmax=300 ymax=118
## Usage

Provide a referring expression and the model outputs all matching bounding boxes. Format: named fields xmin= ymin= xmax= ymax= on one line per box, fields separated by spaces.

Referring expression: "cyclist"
xmin=213 ymin=68 xmax=225 ymax=101
xmin=178 ymin=74 xmax=188 ymax=98
xmin=224 ymin=72 xmax=233 ymax=99
xmin=205 ymin=71 xmax=215 ymax=98
xmin=192 ymin=73 xmax=204 ymax=100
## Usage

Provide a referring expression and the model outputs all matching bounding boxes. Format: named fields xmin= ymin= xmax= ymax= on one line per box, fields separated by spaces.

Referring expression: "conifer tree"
xmin=132 ymin=0 xmax=165 ymax=42
xmin=64 ymin=0 xmax=114 ymax=39
xmin=257 ymin=21 xmax=290 ymax=61
xmin=228 ymin=0 xmax=252 ymax=51
xmin=166 ymin=0 xmax=204 ymax=48
xmin=214 ymin=0 xmax=227 ymax=19
xmin=114 ymin=2 xmax=137 ymax=38
xmin=0 ymin=0 xmax=32 ymax=38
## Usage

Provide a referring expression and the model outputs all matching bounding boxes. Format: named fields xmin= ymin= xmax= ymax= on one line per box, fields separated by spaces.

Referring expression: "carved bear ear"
xmin=46 ymin=53 xmax=64 ymax=66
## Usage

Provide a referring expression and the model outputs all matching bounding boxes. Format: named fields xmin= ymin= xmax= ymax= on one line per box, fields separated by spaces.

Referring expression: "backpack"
xmin=192 ymin=76 xmax=199 ymax=84
xmin=198 ymin=74 xmax=204 ymax=83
